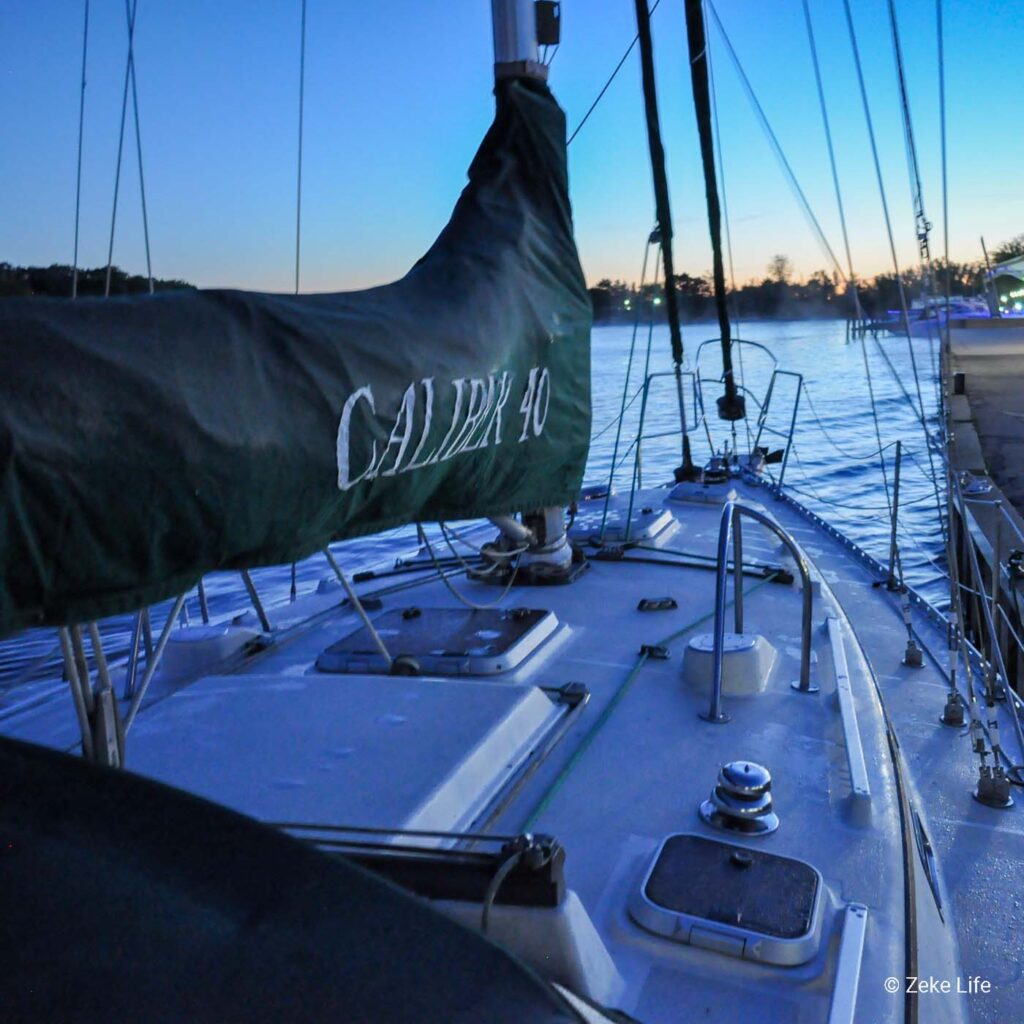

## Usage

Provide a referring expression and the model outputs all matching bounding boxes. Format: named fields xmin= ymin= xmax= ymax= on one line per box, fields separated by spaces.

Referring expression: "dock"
xmin=949 ymin=321 xmax=1024 ymax=514
xmin=946 ymin=320 xmax=1024 ymax=694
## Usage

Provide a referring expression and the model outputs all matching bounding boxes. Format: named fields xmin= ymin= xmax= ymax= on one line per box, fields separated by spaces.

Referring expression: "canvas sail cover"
xmin=0 ymin=79 xmax=592 ymax=636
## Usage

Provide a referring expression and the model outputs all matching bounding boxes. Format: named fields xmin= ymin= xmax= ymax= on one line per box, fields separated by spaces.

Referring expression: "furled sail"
xmin=0 ymin=78 xmax=592 ymax=636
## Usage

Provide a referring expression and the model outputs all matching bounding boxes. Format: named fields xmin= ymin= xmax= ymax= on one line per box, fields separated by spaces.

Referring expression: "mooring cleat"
xmin=940 ymin=691 xmax=965 ymax=728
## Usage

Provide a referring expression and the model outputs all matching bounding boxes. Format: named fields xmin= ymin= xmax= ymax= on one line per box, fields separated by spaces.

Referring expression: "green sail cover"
xmin=0 ymin=79 xmax=592 ymax=637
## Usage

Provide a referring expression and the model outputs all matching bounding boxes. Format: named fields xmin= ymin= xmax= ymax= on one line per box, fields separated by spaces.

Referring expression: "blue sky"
xmin=1 ymin=1 xmax=1020 ymax=292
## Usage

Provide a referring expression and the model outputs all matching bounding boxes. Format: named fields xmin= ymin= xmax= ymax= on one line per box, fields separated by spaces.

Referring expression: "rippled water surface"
xmin=0 ymin=320 xmax=946 ymax=698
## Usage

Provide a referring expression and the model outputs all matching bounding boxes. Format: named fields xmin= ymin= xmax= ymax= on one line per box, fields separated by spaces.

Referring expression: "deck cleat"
xmin=699 ymin=760 xmax=779 ymax=836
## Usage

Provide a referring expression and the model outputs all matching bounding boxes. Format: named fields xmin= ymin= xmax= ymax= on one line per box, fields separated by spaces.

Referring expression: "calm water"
xmin=0 ymin=320 xmax=946 ymax=698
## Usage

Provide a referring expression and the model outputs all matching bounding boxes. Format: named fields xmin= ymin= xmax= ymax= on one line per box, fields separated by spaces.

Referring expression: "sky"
xmin=1 ymin=0 xmax=1021 ymax=293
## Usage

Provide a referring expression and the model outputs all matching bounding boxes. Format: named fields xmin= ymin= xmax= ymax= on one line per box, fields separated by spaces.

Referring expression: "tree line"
xmin=0 ymin=263 xmax=193 ymax=298
xmin=589 ymin=241 xmax=1023 ymax=323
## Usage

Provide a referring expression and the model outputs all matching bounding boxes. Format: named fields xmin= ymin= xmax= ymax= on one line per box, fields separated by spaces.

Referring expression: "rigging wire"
xmin=704 ymin=5 xmax=751 ymax=457
xmin=859 ymin=332 xmax=895 ymax=517
xmin=803 ymin=0 xmax=924 ymax=444
xmin=566 ymin=0 xmax=661 ymax=147
xmin=104 ymin=0 xmax=152 ymax=296
xmin=627 ymin=245 xmax=663 ymax=501
xmin=71 ymin=0 xmax=90 ymax=299
xmin=937 ymin=0 xmax=951 ymax=327
xmin=785 ymin=442 xmax=935 ymax=513
xmin=936 ymin=0 xmax=955 ymax=436
xmin=294 ymin=0 xmax=307 ymax=295
xmin=590 ymin=383 xmax=645 ymax=443
xmin=285 ymin=0 xmax=309 ymax=597
xmin=104 ymin=0 xmax=136 ymax=296
xmin=934 ymin=0 xmax=967 ymax=709
xmin=886 ymin=0 xmax=933 ymax=278
xmin=799 ymin=0 xmax=860 ymax=318
xmin=705 ymin=1 xmax=846 ymax=286
xmin=885 ymin=0 xmax=945 ymax=417
xmin=127 ymin=0 xmax=153 ymax=294
xmin=841 ymin=0 xmax=947 ymax=545
xmin=633 ymin=0 xmax=696 ymax=479
xmin=599 ymin=234 xmax=653 ymax=540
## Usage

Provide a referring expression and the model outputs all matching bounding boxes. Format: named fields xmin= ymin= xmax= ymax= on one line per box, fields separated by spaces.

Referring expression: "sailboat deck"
xmin=6 ymin=479 xmax=1019 ymax=1022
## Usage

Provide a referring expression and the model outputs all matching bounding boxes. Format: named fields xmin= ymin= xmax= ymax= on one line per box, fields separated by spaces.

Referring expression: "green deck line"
xmin=520 ymin=572 xmax=778 ymax=830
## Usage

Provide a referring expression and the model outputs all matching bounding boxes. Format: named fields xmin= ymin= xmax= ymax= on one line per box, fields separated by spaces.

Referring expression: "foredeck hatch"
xmin=644 ymin=834 xmax=818 ymax=939
xmin=315 ymin=607 xmax=557 ymax=675
xmin=630 ymin=833 xmax=825 ymax=966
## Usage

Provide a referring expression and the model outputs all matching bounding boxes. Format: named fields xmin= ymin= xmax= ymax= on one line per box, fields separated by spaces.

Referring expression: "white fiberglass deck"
xmin=7 ymin=478 xmax=1019 ymax=1022
xmin=127 ymin=674 xmax=563 ymax=835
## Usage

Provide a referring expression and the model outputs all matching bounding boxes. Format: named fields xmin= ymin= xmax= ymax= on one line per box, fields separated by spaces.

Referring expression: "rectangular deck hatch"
xmin=568 ymin=505 xmax=678 ymax=547
xmin=126 ymin=674 xmax=564 ymax=837
xmin=630 ymin=833 xmax=825 ymax=966
xmin=315 ymin=607 xmax=558 ymax=676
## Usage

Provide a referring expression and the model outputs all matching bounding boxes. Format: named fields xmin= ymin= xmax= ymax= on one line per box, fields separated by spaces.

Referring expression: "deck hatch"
xmin=630 ymin=833 xmax=824 ymax=965
xmin=126 ymin=674 xmax=565 ymax=836
xmin=315 ymin=607 xmax=558 ymax=676
xmin=568 ymin=505 xmax=678 ymax=547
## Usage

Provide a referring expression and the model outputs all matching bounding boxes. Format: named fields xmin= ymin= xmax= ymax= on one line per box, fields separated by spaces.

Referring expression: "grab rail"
xmin=703 ymin=501 xmax=815 ymax=723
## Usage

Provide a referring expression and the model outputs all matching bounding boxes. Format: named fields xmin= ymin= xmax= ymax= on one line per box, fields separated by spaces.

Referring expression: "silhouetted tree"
xmin=991 ymin=234 xmax=1024 ymax=265
xmin=0 ymin=263 xmax=193 ymax=298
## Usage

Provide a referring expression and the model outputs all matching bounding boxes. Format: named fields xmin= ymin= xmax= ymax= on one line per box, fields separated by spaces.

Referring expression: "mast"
xmin=491 ymin=0 xmax=552 ymax=81
xmin=486 ymin=0 xmax=578 ymax=579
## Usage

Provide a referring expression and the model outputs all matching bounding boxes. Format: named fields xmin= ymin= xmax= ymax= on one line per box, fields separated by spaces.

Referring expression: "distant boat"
xmin=885 ymin=295 xmax=992 ymax=336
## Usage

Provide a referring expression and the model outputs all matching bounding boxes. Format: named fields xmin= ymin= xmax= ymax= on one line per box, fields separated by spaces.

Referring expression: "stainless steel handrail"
xmin=703 ymin=501 xmax=816 ymax=723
